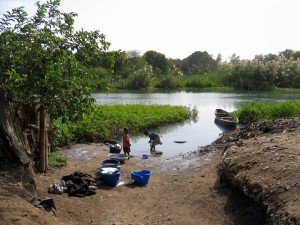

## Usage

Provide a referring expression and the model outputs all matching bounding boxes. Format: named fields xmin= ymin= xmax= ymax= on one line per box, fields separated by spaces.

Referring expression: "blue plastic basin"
xmin=131 ymin=170 xmax=152 ymax=186
xmin=101 ymin=159 xmax=120 ymax=166
xmin=102 ymin=171 xmax=121 ymax=186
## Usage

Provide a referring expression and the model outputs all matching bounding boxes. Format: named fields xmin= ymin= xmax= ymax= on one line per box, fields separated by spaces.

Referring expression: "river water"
xmin=92 ymin=90 xmax=300 ymax=158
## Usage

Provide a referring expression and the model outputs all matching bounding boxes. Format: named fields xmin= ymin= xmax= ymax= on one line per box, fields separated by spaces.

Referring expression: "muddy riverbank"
xmin=0 ymin=117 xmax=299 ymax=225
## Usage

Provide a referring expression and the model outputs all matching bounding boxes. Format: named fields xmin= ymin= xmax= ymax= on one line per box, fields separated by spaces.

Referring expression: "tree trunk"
xmin=0 ymin=100 xmax=30 ymax=164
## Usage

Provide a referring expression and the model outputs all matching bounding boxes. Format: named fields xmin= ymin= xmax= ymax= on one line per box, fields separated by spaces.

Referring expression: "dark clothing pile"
xmin=48 ymin=171 xmax=97 ymax=197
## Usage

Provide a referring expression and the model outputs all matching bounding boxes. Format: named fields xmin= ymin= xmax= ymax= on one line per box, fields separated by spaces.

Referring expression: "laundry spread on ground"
xmin=48 ymin=171 xmax=97 ymax=197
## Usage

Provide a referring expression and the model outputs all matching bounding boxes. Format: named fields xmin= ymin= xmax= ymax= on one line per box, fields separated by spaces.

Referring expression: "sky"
xmin=0 ymin=0 xmax=299 ymax=61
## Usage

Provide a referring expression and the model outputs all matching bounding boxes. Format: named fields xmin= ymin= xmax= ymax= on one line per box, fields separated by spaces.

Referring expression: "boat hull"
xmin=214 ymin=109 xmax=239 ymax=127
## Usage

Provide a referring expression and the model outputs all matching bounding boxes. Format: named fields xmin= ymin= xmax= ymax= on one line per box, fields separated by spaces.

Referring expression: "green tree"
xmin=293 ymin=51 xmax=300 ymax=60
xmin=125 ymin=50 xmax=145 ymax=70
xmin=180 ymin=51 xmax=218 ymax=75
xmin=126 ymin=63 xmax=154 ymax=89
xmin=0 ymin=0 xmax=111 ymax=171
xmin=263 ymin=53 xmax=278 ymax=62
xmin=76 ymin=49 xmax=126 ymax=89
xmin=216 ymin=53 xmax=222 ymax=64
xmin=143 ymin=50 xmax=169 ymax=75
xmin=229 ymin=53 xmax=240 ymax=64
xmin=279 ymin=49 xmax=294 ymax=60
xmin=117 ymin=50 xmax=146 ymax=78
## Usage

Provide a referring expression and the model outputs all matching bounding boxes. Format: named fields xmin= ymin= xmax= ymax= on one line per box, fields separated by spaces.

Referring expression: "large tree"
xmin=143 ymin=50 xmax=169 ymax=75
xmin=0 ymin=0 xmax=111 ymax=171
xmin=180 ymin=51 xmax=218 ymax=75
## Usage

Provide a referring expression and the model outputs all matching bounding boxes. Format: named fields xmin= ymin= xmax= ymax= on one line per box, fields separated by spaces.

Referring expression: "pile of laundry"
xmin=48 ymin=171 xmax=97 ymax=197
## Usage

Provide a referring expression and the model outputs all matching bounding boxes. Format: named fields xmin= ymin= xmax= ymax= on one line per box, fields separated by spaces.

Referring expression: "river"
xmin=92 ymin=90 xmax=300 ymax=158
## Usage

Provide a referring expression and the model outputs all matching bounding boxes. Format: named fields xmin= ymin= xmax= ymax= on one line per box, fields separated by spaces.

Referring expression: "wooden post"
xmin=39 ymin=107 xmax=46 ymax=172
xmin=45 ymin=128 xmax=48 ymax=172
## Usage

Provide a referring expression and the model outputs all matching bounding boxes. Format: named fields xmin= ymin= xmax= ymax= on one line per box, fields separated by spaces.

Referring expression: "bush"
xmin=183 ymin=73 xmax=221 ymax=88
xmin=235 ymin=101 xmax=300 ymax=124
xmin=50 ymin=118 xmax=75 ymax=149
xmin=48 ymin=152 xmax=67 ymax=168
xmin=270 ymin=102 xmax=297 ymax=118
xmin=236 ymin=107 xmax=263 ymax=124
xmin=155 ymin=76 xmax=183 ymax=89
xmin=125 ymin=64 xmax=153 ymax=89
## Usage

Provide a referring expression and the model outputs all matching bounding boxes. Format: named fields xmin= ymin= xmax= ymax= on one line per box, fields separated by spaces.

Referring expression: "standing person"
xmin=122 ymin=127 xmax=131 ymax=157
xmin=144 ymin=131 xmax=162 ymax=152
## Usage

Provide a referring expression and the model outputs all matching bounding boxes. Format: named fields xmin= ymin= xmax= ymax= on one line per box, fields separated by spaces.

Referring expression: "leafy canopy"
xmin=0 ymin=0 xmax=111 ymax=119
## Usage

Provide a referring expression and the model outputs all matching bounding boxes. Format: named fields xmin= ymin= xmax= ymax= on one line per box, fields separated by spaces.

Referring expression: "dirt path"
xmin=0 ymin=142 xmax=258 ymax=225
xmin=31 ymin=143 xmax=261 ymax=225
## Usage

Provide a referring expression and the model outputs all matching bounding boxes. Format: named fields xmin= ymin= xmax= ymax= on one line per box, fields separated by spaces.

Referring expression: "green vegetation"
xmin=183 ymin=72 xmax=225 ymax=88
xmin=226 ymin=56 xmax=300 ymax=91
xmin=0 ymin=0 xmax=110 ymax=121
xmin=92 ymin=49 xmax=300 ymax=92
xmin=272 ymin=87 xmax=300 ymax=93
xmin=51 ymin=104 xmax=196 ymax=148
xmin=234 ymin=101 xmax=300 ymax=124
xmin=0 ymin=0 xmax=113 ymax=171
xmin=48 ymin=152 xmax=67 ymax=168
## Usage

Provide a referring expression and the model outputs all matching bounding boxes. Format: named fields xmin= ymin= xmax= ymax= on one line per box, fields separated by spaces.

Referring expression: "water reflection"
xmin=92 ymin=90 xmax=300 ymax=157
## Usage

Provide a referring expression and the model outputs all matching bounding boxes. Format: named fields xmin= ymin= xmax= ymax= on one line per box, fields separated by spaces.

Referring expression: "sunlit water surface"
xmin=92 ymin=90 xmax=300 ymax=158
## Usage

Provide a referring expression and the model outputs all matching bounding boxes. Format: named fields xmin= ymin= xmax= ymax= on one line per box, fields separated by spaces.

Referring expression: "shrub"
xmin=125 ymin=64 xmax=153 ymax=89
xmin=50 ymin=118 xmax=75 ymax=149
xmin=48 ymin=152 xmax=67 ymax=168
xmin=236 ymin=106 xmax=263 ymax=124
xmin=235 ymin=101 xmax=300 ymax=124
xmin=155 ymin=76 xmax=182 ymax=88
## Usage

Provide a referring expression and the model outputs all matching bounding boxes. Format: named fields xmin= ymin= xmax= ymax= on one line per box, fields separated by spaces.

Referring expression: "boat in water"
xmin=214 ymin=108 xmax=239 ymax=127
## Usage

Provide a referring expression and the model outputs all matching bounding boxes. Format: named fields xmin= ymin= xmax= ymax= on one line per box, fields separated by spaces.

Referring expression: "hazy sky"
xmin=0 ymin=0 xmax=299 ymax=60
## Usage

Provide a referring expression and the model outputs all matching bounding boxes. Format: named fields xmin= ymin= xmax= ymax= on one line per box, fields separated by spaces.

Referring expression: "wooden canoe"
xmin=214 ymin=109 xmax=239 ymax=127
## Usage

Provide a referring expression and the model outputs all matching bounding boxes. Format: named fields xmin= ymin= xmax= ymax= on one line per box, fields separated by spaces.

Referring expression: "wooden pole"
xmin=45 ymin=128 xmax=48 ymax=172
xmin=39 ymin=107 xmax=46 ymax=172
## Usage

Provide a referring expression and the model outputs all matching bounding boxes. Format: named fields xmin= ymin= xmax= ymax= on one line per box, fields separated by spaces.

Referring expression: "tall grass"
xmin=178 ymin=72 xmax=225 ymax=88
xmin=234 ymin=101 xmax=300 ymax=124
xmin=223 ymin=57 xmax=300 ymax=90
xmin=51 ymin=104 xmax=196 ymax=148
xmin=154 ymin=75 xmax=183 ymax=88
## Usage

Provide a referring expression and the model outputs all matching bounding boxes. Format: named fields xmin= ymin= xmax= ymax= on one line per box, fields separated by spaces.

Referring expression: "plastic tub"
xmin=98 ymin=164 xmax=119 ymax=170
xmin=109 ymin=144 xmax=122 ymax=153
xmin=142 ymin=154 xmax=149 ymax=159
xmin=102 ymin=171 xmax=121 ymax=186
xmin=109 ymin=153 xmax=128 ymax=162
xmin=101 ymin=159 xmax=120 ymax=166
xmin=131 ymin=170 xmax=152 ymax=186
